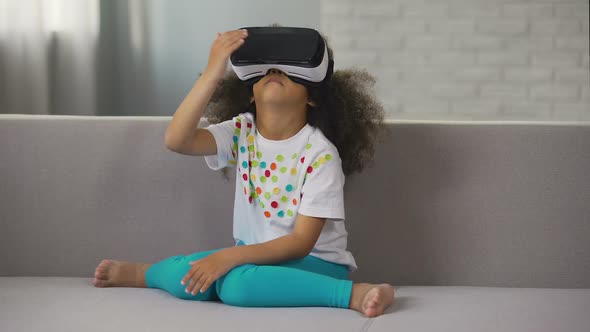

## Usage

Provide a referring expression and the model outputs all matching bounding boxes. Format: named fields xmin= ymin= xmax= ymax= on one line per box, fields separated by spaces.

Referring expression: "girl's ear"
xmin=250 ymin=96 xmax=255 ymax=103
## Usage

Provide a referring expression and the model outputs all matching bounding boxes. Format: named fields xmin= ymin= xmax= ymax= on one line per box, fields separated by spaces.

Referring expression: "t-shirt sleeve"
xmin=298 ymin=150 xmax=345 ymax=221
xmin=203 ymin=118 xmax=237 ymax=170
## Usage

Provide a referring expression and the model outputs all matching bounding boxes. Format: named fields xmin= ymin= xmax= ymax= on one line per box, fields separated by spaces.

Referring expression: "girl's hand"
xmin=181 ymin=250 xmax=236 ymax=295
xmin=203 ymin=29 xmax=249 ymax=82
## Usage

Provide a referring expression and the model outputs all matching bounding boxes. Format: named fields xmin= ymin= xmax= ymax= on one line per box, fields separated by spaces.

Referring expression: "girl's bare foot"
xmin=349 ymin=283 xmax=395 ymax=317
xmin=93 ymin=259 xmax=152 ymax=288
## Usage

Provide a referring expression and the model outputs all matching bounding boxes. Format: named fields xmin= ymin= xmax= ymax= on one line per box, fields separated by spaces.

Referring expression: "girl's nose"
xmin=267 ymin=68 xmax=284 ymax=75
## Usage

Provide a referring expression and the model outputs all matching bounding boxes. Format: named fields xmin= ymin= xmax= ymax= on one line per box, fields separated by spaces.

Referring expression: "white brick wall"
xmin=320 ymin=0 xmax=589 ymax=121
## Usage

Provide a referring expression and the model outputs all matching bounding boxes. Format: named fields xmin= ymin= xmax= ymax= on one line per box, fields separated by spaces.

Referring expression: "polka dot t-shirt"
xmin=204 ymin=112 xmax=358 ymax=272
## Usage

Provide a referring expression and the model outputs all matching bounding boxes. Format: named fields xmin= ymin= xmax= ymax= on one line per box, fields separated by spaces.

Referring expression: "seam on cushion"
xmin=360 ymin=318 xmax=375 ymax=332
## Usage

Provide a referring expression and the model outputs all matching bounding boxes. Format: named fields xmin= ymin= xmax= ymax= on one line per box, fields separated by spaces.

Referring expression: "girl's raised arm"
xmin=164 ymin=29 xmax=248 ymax=156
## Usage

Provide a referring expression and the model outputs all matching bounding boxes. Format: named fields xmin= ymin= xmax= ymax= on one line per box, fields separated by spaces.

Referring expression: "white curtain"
xmin=0 ymin=0 xmax=100 ymax=115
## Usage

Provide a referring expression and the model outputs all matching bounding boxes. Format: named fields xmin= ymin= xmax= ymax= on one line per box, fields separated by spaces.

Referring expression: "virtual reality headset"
xmin=230 ymin=27 xmax=333 ymax=86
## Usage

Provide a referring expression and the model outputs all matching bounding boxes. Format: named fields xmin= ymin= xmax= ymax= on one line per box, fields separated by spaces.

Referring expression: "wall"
xmin=320 ymin=0 xmax=590 ymax=121
xmin=99 ymin=0 xmax=320 ymax=116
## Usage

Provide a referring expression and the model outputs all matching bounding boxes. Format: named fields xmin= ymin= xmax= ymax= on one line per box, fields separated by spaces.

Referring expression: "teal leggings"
xmin=144 ymin=240 xmax=353 ymax=308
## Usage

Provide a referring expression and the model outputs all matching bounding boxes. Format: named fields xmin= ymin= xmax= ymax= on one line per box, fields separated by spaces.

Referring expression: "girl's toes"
xmin=365 ymin=307 xmax=378 ymax=318
xmin=93 ymin=277 xmax=109 ymax=287
xmin=97 ymin=259 xmax=111 ymax=270
xmin=94 ymin=267 xmax=108 ymax=278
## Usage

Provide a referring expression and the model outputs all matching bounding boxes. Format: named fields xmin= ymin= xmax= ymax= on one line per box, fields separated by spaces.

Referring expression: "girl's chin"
xmin=257 ymin=98 xmax=299 ymax=108
xmin=259 ymin=92 xmax=287 ymax=102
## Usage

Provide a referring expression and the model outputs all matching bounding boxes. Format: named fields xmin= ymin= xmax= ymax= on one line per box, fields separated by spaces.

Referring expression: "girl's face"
xmin=251 ymin=68 xmax=310 ymax=110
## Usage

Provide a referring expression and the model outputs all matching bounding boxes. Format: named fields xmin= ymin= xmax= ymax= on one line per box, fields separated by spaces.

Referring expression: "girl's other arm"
xmin=224 ymin=214 xmax=326 ymax=265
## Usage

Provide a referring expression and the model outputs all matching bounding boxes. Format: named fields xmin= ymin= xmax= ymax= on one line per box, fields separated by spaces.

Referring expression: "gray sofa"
xmin=1 ymin=114 xmax=589 ymax=332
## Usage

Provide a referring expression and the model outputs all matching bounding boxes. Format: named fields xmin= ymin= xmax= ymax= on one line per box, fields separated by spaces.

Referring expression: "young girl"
xmin=93 ymin=27 xmax=395 ymax=318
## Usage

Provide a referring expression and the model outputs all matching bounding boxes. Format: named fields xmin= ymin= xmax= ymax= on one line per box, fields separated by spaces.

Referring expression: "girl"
xmin=93 ymin=27 xmax=395 ymax=318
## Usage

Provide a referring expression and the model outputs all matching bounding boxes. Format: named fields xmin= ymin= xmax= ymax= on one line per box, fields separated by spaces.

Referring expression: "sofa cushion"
xmin=1 ymin=115 xmax=589 ymax=288
xmin=1 ymin=277 xmax=589 ymax=332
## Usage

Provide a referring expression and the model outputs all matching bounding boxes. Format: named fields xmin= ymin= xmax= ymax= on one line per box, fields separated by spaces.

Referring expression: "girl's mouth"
xmin=265 ymin=77 xmax=284 ymax=86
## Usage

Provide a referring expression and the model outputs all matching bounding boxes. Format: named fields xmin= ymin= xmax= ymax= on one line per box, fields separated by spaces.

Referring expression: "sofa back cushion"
xmin=1 ymin=115 xmax=589 ymax=287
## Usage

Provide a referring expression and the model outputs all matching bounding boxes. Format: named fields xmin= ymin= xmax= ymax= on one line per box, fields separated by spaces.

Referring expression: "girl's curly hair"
xmin=204 ymin=34 xmax=385 ymax=176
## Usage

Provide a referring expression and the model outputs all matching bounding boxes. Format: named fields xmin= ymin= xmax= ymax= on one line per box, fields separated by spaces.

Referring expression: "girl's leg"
xmin=213 ymin=249 xmax=395 ymax=317
xmin=274 ymin=254 xmax=351 ymax=280
xmin=93 ymin=246 xmax=232 ymax=301
xmin=93 ymin=241 xmax=395 ymax=316
xmin=215 ymin=256 xmax=353 ymax=308
xmin=143 ymin=247 xmax=231 ymax=301
xmin=233 ymin=239 xmax=351 ymax=280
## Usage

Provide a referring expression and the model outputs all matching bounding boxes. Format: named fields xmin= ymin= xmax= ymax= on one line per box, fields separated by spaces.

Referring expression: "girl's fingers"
xmin=222 ymin=36 xmax=247 ymax=56
xmin=219 ymin=30 xmax=247 ymax=47
xmin=193 ymin=276 xmax=207 ymax=294
xmin=200 ymin=278 xmax=213 ymax=293
xmin=220 ymin=37 xmax=243 ymax=49
xmin=228 ymin=38 xmax=245 ymax=52
xmin=187 ymin=269 xmax=204 ymax=294
xmin=181 ymin=268 xmax=196 ymax=285
xmin=192 ymin=274 xmax=208 ymax=295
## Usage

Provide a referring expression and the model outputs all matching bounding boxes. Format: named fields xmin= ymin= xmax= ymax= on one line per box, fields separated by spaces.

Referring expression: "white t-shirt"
xmin=204 ymin=112 xmax=358 ymax=272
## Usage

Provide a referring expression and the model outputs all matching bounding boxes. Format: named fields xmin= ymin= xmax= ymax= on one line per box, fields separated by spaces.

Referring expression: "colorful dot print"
xmin=232 ymin=115 xmax=334 ymax=220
